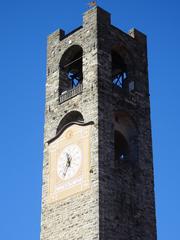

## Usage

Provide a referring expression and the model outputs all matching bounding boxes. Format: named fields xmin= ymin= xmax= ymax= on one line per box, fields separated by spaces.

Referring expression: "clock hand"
xmin=63 ymin=165 xmax=68 ymax=176
xmin=66 ymin=153 xmax=72 ymax=167
xmin=63 ymin=153 xmax=72 ymax=177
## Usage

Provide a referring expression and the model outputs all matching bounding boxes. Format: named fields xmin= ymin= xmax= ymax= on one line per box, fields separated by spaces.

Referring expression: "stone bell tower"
xmin=40 ymin=6 xmax=157 ymax=240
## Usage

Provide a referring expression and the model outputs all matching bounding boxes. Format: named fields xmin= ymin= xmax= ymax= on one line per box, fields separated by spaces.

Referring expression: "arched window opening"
xmin=59 ymin=45 xmax=83 ymax=94
xmin=114 ymin=131 xmax=129 ymax=162
xmin=112 ymin=50 xmax=127 ymax=88
xmin=57 ymin=111 xmax=84 ymax=134
xmin=114 ymin=112 xmax=138 ymax=164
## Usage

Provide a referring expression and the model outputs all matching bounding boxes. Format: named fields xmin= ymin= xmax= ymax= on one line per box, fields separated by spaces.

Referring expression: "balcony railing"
xmin=59 ymin=84 xmax=83 ymax=103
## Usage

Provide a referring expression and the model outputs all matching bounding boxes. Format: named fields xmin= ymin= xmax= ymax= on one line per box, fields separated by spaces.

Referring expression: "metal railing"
xmin=59 ymin=84 xmax=83 ymax=103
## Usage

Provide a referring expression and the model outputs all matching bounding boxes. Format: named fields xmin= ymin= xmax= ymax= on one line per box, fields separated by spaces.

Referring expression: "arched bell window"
xmin=112 ymin=50 xmax=127 ymax=88
xmin=59 ymin=45 xmax=83 ymax=94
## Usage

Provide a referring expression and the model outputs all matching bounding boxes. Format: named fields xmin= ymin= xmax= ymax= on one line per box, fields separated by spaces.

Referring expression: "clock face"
xmin=48 ymin=124 xmax=91 ymax=202
xmin=57 ymin=144 xmax=82 ymax=180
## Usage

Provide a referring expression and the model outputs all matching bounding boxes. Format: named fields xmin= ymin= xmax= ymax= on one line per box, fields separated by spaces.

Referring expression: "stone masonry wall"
xmin=41 ymin=8 xmax=100 ymax=240
xmin=96 ymin=8 xmax=157 ymax=240
xmin=40 ymin=6 xmax=157 ymax=240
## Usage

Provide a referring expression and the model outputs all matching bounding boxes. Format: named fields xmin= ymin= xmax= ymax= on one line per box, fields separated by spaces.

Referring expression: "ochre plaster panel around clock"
xmin=48 ymin=124 xmax=91 ymax=203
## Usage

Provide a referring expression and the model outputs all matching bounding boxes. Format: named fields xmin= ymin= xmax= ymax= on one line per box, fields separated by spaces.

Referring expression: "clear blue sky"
xmin=0 ymin=0 xmax=179 ymax=239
